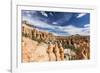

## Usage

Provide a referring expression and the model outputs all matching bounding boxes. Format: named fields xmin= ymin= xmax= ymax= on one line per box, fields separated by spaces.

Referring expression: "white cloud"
xmin=52 ymin=22 xmax=58 ymax=25
xmin=23 ymin=11 xmax=37 ymax=18
xmin=22 ymin=16 xmax=52 ymax=28
xmin=84 ymin=24 xmax=90 ymax=27
xmin=49 ymin=12 xmax=53 ymax=16
xmin=62 ymin=25 xmax=90 ymax=36
xmin=22 ymin=16 xmax=90 ymax=36
xmin=77 ymin=13 xmax=86 ymax=18
xmin=40 ymin=11 xmax=48 ymax=17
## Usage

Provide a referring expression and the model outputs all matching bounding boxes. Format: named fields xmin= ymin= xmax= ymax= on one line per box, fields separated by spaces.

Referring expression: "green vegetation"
xmin=64 ymin=45 xmax=81 ymax=53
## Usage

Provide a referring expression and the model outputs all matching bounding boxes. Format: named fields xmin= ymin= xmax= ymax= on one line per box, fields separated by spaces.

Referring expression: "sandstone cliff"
xmin=22 ymin=21 xmax=90 ymax=62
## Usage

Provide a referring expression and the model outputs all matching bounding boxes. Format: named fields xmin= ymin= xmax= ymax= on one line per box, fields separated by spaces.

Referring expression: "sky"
xmin=22 ymin=10 xmax=90 ymax=36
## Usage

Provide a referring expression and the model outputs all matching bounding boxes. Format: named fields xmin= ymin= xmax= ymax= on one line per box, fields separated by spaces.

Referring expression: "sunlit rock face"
xmin=22 ymin=22 xmax=90 ymax=62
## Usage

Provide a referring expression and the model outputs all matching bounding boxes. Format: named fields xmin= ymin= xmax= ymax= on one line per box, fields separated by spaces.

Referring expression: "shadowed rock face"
xmin=22 ymin=22 xmax=90 ymax=62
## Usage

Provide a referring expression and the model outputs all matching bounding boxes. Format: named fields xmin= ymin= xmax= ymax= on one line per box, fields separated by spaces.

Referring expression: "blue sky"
xmin=22 ymin=10 xmax=90 ymax=36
